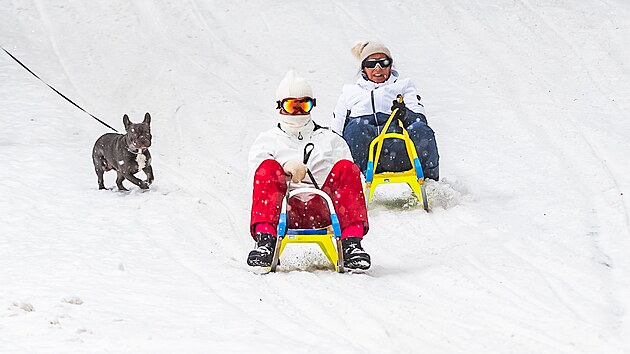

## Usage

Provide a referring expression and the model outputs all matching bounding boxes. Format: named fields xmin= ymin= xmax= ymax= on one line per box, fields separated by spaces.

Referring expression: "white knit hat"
xmin=351 ymin=40 xmax=392 ymax=64
xmin=275 ymin=70 xmax=313 ymax=101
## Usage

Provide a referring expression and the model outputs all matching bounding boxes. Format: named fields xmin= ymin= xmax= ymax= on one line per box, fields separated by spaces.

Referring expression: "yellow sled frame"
xmin=364 ymin=96 xmax=429 ymax=211
xmin=270 ymin=187 xmax=344 ymax=273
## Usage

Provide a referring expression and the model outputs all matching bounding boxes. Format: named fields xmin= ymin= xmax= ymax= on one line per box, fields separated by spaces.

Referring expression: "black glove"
xmin=391 ymin=99 xmax=406 ymax=120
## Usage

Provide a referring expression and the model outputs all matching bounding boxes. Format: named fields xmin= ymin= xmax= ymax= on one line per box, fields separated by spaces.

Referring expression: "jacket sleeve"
xmin=247 ymin=133 xmax=275 ymax=182
xmin=401 ymin=79 xmax=428 ymax=126
xmin=331 ymin=133 xmax=353 ymax=162
xmin=331 ymin=90 xmax=349 ymax=136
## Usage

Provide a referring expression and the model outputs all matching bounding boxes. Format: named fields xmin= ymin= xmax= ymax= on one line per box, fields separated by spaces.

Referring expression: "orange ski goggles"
xmin=276 ymin=97 xmax=316 ymax=114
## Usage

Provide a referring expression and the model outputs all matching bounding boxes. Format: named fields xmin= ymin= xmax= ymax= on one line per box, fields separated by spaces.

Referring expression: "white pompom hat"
xmin=351 ymin=40 xmax=392 ymax=65
xmin=275 ymin=70 xmax=313 ymax=101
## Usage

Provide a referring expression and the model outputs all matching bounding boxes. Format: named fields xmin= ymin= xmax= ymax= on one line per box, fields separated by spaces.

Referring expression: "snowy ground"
xmin=1 ymin=1 xmax=630 ymax=352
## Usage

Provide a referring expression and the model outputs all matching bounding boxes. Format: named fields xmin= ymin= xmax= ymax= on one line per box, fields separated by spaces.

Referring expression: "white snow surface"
xmin=1 ymin=1 xmax=630 ymax=352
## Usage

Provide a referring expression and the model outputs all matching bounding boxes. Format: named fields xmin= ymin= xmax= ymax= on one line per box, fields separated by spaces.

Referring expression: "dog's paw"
xmin=139 ymin=181 xmax=150 ymax=189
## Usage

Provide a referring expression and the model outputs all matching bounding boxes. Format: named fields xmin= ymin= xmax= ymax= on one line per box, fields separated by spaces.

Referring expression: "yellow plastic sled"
xmin=364 ymin=96 xmax=429 ymax=211
xmin=269 ymin=187 xmax=345 ymax=273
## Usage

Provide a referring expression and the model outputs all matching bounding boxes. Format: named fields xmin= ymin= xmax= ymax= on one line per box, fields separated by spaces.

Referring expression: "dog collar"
xmin=126 ymin=146 xmax=143 ymax=155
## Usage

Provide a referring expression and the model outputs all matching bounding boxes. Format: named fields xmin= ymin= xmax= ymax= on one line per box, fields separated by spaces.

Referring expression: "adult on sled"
xmin=331 ymin=41 xmax=440 ymax=180
xmin=247 ymin=70 xmax=371 ymax=270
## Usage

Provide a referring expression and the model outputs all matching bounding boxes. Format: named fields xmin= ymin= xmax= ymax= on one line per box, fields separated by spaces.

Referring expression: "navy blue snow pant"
xmin=343 ymin=117 xmax=439 ymax=180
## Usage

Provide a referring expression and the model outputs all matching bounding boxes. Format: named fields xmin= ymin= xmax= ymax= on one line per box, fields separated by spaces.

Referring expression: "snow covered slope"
xmin=1 ymin=1 xmax=629 ymax=352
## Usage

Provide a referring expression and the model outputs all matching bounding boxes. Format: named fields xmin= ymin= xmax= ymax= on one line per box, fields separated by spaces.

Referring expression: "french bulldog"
xmin=92 ymin=112 xmax=154 ymax=191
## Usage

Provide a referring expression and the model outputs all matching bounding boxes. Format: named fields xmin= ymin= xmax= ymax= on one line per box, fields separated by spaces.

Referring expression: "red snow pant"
xmin=250 ymin=159 xmax=369 ymax=240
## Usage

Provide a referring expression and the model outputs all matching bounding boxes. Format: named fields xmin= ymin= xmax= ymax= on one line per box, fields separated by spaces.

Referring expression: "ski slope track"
xmin=1 ymin=1 xmax=629 ymax=352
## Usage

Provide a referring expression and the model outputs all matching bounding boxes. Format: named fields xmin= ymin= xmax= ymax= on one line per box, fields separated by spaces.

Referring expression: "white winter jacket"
xmin=248 ymin=119 xmax=353 ymax=190
xmin=331 ymin=70 xmax=427 ymax=134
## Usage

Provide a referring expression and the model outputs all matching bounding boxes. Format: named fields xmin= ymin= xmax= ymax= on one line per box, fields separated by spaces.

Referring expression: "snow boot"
xmin=342 ymin=237 xmax=371 ymax=270
xmin=247 ymin=232 xmax=277 ymax=267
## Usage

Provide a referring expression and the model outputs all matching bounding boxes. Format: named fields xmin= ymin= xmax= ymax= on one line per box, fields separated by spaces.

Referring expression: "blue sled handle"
xmin=330 ymin=213 xmax=342 ymax=238
xmin=277 ymin=212 xmax=287 ymax=237
xmin=366 ymin=161 xmax=374 ymax=183
xmin=413 ymin=157 xmax=424 ymax=179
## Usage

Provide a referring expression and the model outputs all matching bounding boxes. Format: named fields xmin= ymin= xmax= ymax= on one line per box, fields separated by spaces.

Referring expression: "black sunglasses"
xmin=362 ymin=58 xmax=392 ymax=69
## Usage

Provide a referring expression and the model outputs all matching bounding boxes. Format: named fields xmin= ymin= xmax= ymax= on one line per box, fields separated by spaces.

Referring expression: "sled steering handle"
xmin=303 ymin=143 xmax=315 ymax=164
xmin=302 ymin=143 xmax=320 ymax=189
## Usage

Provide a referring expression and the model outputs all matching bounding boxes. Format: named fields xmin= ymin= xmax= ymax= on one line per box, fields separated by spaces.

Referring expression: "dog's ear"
xmin=143 ymin=112 xmax=151 ymax=125
xmin=123 ymin=114 xmax=132 ymax=130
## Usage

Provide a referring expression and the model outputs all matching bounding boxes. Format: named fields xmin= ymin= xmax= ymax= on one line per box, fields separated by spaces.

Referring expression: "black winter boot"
xmin=342 ymin=237 xmax=371 ymax=270
xmin=247 ymin=232 xmax=277 ymax=267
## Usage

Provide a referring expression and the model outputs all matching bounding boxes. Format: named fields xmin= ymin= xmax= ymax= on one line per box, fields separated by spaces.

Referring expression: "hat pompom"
xmin=351 ymin=41 xmax=369 ymax=60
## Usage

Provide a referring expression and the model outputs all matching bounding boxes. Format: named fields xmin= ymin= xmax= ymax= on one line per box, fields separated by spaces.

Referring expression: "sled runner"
xmin=269 ymin=187 xmax=345 ymax=273
xmin=364 ymin=95 xmax=429 ymax=211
